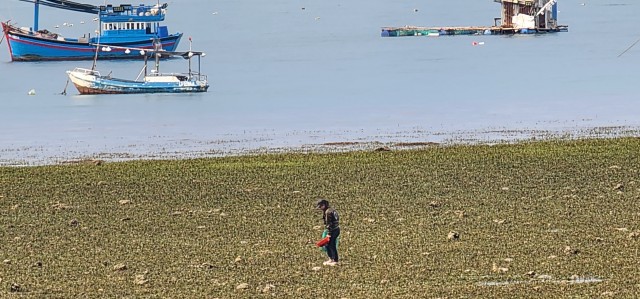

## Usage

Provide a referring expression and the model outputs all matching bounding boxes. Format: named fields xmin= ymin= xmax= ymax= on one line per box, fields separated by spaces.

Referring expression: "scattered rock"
xmin=51 ymin=202 xmax=71 ymax=210
xmin=493 ymin=219 xmax=506 ymax=224
xmin=525 ymin=271 xmax=536 ymax=277
xmin=454 ymin=210 xmax=466 ymax=218
xmin=236 ymin=283 xmax=249 ymax=290
xmin=447 ymin=231 xmax=460 ymax=241
xmin=564 ymin=246 xmax=579 ymax=256
xmin=113 ymin=263 xmax=127 ymax=271
xmin=10 ymin=283 xmax=22 ymax=292
xmin=492 ymin=263 xmax=508 ymax=273
xmin=428 ymin=201 xmax=440 ymax=208
xmin=501 ymin=187 xmax=510 ymax=191
xmin=629 ymin=231 xmax=640 ymax=239
xmin=613 ymin=183 xmax=624 ymax=191
xmin=69 ymin=219 xmax=79 ymax=226
xmin=134 ymin=274 xmax=148 ymax=285
xmin=34 ymin=261 xmax=43 ymax=268
xmin=119 ymin=200 xmax=131 ymax=205
xmin=374 ymin=147 xmax=391 ymax=152
xmin=201 ymin=263 xmax=214 ymax=269
xmin=234 ymin=256 xmax=242 ymax=263
xmin=311 ymin=266 xmax=321 ymax=271
xmin=3 ymin=259 xmax=11 ymax=264
xmin=261 ymin=284 xmax=275 ymax=293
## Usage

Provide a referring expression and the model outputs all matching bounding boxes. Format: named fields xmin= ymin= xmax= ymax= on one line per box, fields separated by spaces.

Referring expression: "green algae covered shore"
xmin=1 ymin=138 xmax=639 ymax=298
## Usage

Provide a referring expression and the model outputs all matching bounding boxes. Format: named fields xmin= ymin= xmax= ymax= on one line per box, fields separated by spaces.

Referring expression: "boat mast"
xmin=33 ymin=0 xmax=40 ymax=31
xmin=153 ymin=38 xmax=161 ymax=74
xmin=188 ymin=37 xmax=192 ymax=77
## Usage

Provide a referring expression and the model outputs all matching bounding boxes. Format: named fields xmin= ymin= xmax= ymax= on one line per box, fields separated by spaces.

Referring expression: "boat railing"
xmin=72 ymin=67 xmax=101 ymax=76
xmin=147 ymin=72 xmax=207 ymax=81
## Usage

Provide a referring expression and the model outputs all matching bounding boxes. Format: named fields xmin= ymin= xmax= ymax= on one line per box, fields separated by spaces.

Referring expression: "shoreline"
xmin=2 ymin=125 xmax=639 ymax=167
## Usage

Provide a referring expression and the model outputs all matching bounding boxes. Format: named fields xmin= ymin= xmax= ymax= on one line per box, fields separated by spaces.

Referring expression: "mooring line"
xmin=618 ymin=37 xmax=640 ymax=58
xmin=61 ymin=78 xmax=69 ymax=95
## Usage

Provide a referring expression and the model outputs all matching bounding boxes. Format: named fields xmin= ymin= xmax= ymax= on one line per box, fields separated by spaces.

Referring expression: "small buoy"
xmin=80 ymin=21 xmax=85 ymax=24
xmin=301 ymin=7 xmax=305 ymax=10
xmin=315 ymin=17 xmax=320 ymax=20
xmin=28 ymin=89 xmax=36 ymax=95
xmin=472 ymin=41 xmax=478 ymax=46
xmin=413 ymin=8 xmax=418 ymax=12
xmin=212 ymin=11 xmax=218 ymax=15
xmin=54 ymin=25 xmax=59 ymax=28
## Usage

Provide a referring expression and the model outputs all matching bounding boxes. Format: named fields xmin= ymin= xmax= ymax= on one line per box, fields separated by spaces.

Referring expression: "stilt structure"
xmin=381 ymin=0 xmax=567 ymax=37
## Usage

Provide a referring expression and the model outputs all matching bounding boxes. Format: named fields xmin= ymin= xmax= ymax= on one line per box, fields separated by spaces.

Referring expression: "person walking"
xmin=316 ymin=199 xmax=340 ymax=266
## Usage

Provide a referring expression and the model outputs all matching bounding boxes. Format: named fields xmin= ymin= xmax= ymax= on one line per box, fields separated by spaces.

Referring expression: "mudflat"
xmin=1 ymin=137 xmax=638 ymax=297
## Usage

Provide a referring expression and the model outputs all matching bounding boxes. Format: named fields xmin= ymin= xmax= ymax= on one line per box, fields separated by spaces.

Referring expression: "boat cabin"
xmin=99 ymin=3 xmax=171 ymax=39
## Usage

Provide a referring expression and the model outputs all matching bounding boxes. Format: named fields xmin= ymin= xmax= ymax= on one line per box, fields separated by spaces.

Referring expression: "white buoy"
xmin=28 ymin=89 xmax=36 ymax=95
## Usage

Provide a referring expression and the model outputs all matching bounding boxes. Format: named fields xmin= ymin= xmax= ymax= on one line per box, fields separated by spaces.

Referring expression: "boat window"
xmin=108 ymin=23 xmax=113 ymax=30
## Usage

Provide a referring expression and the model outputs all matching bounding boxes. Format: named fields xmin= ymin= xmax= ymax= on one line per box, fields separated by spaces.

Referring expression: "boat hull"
xmin=2 ymin=22 xmax=182 ymax=61
xmin=67 ymin=69 xmax=209 ymax=94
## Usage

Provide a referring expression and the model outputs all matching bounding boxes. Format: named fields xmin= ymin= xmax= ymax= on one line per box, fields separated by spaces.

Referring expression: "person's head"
xmin=316 ymin=199 xmax=329 ymax=211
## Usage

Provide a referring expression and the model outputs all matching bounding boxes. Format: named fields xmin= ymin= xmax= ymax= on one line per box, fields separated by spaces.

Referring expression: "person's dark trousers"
xmin=326 ymin=228 xmax=340 ymax=262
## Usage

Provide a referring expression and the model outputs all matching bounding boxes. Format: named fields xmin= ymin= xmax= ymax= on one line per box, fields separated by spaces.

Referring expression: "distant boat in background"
xmin=65 ymin=39 xmax=209 ymax=94
xmin=1 ymin=0 xmax=182 ymax=61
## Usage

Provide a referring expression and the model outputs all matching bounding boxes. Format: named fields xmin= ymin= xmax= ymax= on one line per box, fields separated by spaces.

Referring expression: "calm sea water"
xmin=1 ymin=0 xmax=640 ymax=165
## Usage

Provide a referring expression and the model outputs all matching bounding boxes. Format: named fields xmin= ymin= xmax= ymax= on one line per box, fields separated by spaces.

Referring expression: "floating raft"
xmin=380 ymin=25 xmax=568 ymax=37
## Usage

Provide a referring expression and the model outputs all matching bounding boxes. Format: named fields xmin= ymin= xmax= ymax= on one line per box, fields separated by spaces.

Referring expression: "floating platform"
xmin=380 ymin=25 xmax=568 ymax=37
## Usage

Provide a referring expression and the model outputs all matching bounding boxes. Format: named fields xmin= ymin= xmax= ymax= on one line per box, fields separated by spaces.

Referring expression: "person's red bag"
xmin=315 ymin=236 xmax=330 ymax=247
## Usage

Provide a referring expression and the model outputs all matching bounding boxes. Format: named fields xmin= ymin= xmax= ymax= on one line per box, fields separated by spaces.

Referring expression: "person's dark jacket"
xmin=323 ymin=207 xmax=339 ymax=232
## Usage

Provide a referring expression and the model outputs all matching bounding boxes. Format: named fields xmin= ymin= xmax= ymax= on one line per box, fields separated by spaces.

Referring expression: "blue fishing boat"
xmin=2 ymin=0 xmax=182 ymax=61
xmin=65 ymin=40 xmax=209 ymax=94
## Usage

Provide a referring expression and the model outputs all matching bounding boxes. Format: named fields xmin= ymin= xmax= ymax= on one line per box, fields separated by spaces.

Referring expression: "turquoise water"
xmin=1 ymin=0 xmax=640 ymax=165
